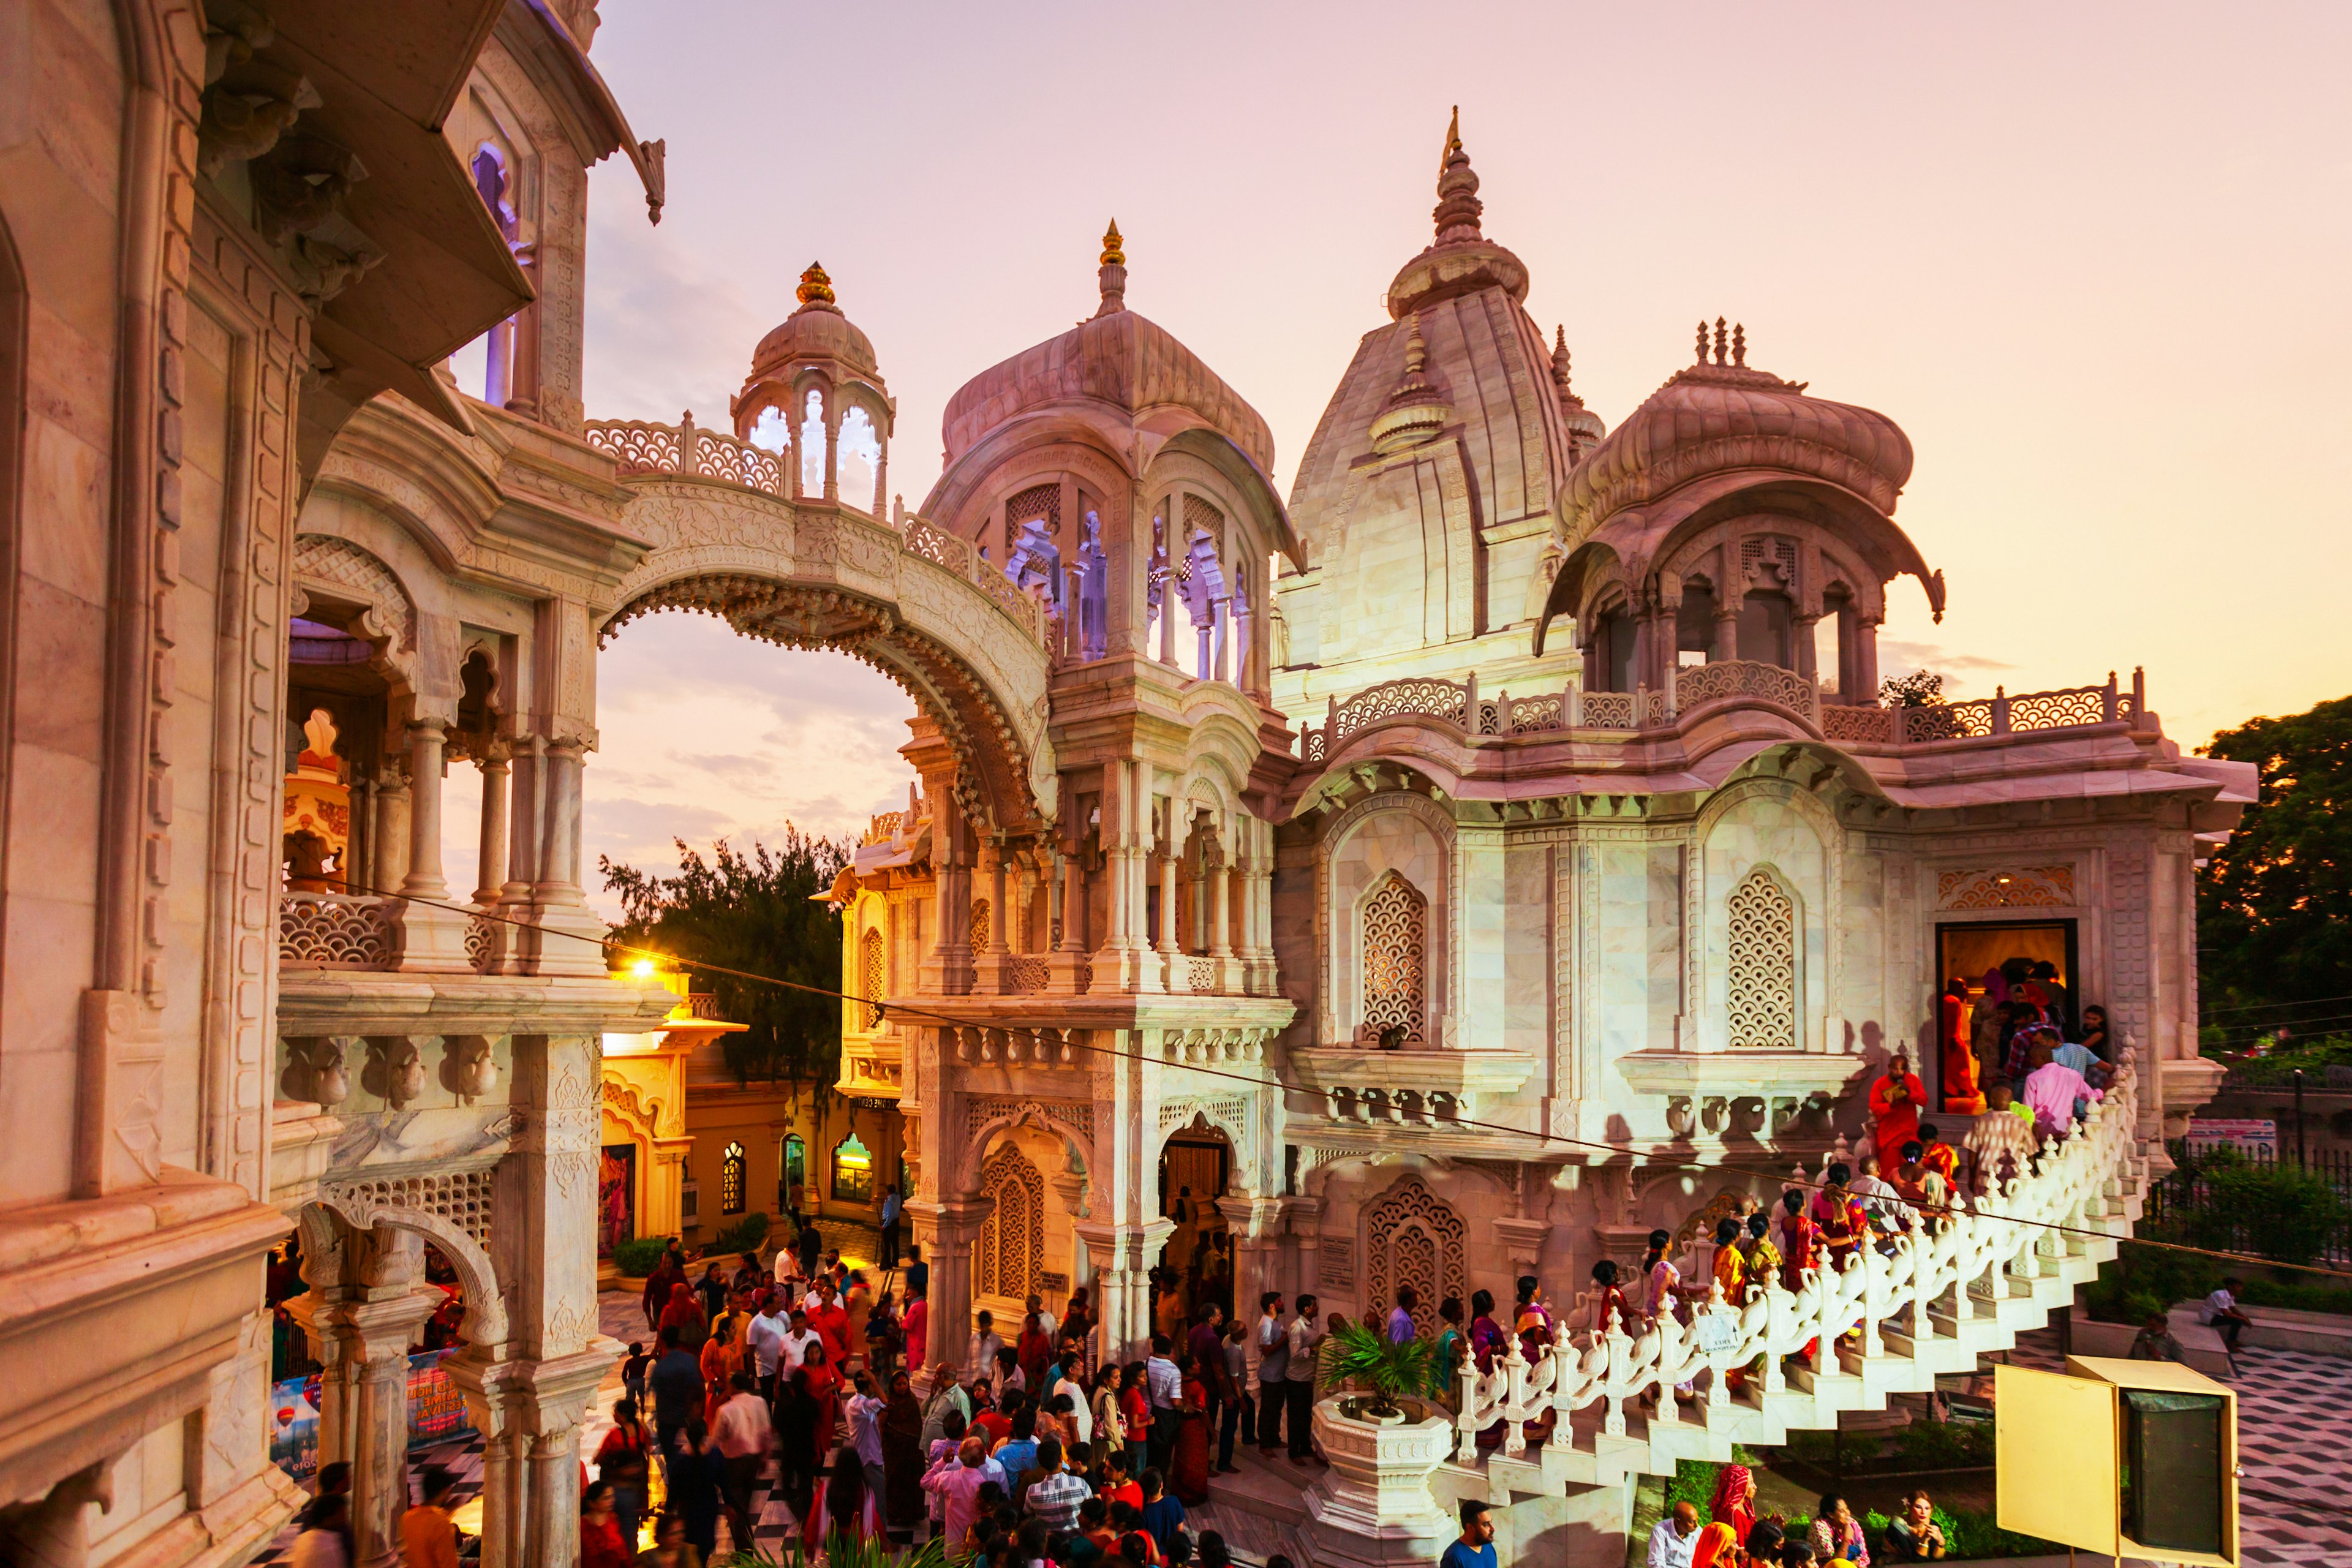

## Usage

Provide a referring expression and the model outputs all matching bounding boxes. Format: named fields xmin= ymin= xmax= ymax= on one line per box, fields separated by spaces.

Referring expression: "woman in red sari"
xmin=1171 ymin=1356 xmax=1212 ymax=1505
xmin=1711 ymin=1462 xmax=1758 ymax=1545
xmin=1809 ymin=1166 xmax=1868 ymax=1272
xmin=699 ymin=1317 xmax=742 ymax=1425
xmin=658 ymin=1280 xmax=706 ymax=1343
xmin=802 ymin=1340 xmax=843 ymax=1462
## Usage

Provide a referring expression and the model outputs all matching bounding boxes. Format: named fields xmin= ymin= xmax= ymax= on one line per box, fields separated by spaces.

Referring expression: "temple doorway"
xmin=1157 ymin=1131 xmax=1234 ymax=1333
xmin=1935 ymin=918 xmax=2078 ymax=1108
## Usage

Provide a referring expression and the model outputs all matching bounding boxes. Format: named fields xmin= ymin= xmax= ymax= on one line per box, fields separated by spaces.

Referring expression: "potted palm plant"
xmin=1304 ymin=1321 xmax=1459 ymax=1559
xmin=1318 ymin=1318 xmax=1438 ymax=1423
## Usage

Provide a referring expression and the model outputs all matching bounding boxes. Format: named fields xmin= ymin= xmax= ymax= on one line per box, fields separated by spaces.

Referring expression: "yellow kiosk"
xmin=1996 ymin=1356 xmax=2237 ymax=1566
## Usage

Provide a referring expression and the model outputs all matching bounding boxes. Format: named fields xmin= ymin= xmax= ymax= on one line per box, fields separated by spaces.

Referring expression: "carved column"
xmin=1855 ymin=614 xmax=1881 ymax=702
xmin=394 ymin=718 xmax=473 ymax=971
xmin=1218 ymin=1194 xmax=1286 ymax=1325
xmin=529 ymin=740 xmax=606 ymax=976
xmin=1208 ymin=821 xmax=1240 ymax=995
xmin=1157 ymin=810 xmax=1186 ymax=993
xmin=981 ymin=840 xmax=1014 ymax=993
xmin=1094 ymin=760 xmax=1152 ymax=992
xmin=486 ymin=1034 xmax=615 ymax=1566
xmin=473 ymin=748 xmax=511 ymax=908
xmin=922 ymin=807 xmax=974 ymax=997
xmin=371 ymin=763 xmax=410 ymax=895
xmin=1077 ymin=1217 xmax=1177 ymax=1363
xmin=1795 ymin=612 xmax=1822 ymax=682
xmin=1713 ymin=604 xmax=1740 ymax=665
xmin=912 ymin=1194 xmax=988 ymax=1382
xmin=344 ymin=1229 xmax=440 ymax=1568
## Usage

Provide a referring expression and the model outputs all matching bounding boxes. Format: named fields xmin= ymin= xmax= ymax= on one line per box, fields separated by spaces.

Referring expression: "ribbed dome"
xmin=940 ymin=306 xmax=1275 ymax=471
xmin=748 ymin=263 xmax=876 ymax=379
xmin=752 ymin=302 xmax=875 ymax=378
xmin=1564 ymin=350 xmax=1913 ymax=542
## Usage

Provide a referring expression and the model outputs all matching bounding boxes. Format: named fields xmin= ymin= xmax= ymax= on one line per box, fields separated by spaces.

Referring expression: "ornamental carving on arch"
xmin=962 ymin=1097 xmax=1095 ymax=1188
xmin=293 ymin=533 xmax=420 ymax=654
xmin=1360 ymin=1174 xmax=1465 ymax=1338
xmin=975 ymin=1142 xmax=1046 ymax=1303
xmin=1359 ymin=870 xmax=1429 ymax=1044
xmin=1725 ymin=867 xmax=1798 ymax=1050
xmin=1936 ymin=865 xmax=2077 ymax=910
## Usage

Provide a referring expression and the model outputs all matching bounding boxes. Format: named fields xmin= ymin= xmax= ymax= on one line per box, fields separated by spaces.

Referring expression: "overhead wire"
xmin=341 ymin=879 xmax=2352 ymax=1283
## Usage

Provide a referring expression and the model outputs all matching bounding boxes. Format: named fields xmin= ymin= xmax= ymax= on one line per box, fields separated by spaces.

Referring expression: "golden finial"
xmin=1100 ymin=220 xmax=1125 ymax=267
xmin=1713 ymin=316 xmax=1728 ymax=366
xmin=1696 ymin=320 xmax=1709 ymax=364
xmin=796 ymin=262 xmax=834 ymax=307
xmin=1444 ymin=105 xmax=1463 ymax=165
xmin=1732 ymin=322 xmax=1746 ymax=368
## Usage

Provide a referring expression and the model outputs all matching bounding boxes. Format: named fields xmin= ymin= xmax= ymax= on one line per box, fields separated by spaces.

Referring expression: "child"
xmin=621 ymin=1341 xmax=650 ymax=1411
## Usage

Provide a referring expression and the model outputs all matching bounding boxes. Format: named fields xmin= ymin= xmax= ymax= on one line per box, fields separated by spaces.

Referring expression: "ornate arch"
xmin=959 ymin=1096 xmax=1095 ymax=1196
xmin=1156 ymin=1094 xmax=1253 ymax=1163
xmin=1358 ymin=869 xmax=1429 ymax=1044
xmin=1724 ymin=865 xmax=1798 ymax=1050
xmin=313 ymin=1177 xmax=510 ymax=1344
xmin=1360 ymin=1173 xmax=1466 ymax=1335
xmin=1316 ymin=790 xmax=1453 ymax=1047
xmin=974 ymin=1142 xmax=1046 ymax=1304
xmin=602 ymin=565 xmax=1046 ymax=834
xmin=293 ymin=533 xmax=422 ymax=661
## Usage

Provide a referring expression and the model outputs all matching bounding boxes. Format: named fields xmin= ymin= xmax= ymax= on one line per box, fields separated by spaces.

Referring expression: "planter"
xmin=1305 ymin=1395 xmax=1456 ymax=1567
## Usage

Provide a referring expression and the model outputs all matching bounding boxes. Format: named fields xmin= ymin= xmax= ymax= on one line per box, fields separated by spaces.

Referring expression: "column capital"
xmin=1491 ymin=1216 xmax=1550 ymax=1277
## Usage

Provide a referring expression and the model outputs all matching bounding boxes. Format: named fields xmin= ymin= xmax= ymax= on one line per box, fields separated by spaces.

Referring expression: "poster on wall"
xmin=2185 ymin=1118 xmax=2278 ymax=1158
xmin=269 ymin=1374 xmax=322 ymax=1480
xmin=600 ymin=1144 xmax=637 ymax=1256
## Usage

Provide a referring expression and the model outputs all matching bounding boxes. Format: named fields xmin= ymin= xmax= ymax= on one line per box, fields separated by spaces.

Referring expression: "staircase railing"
xmin=1455 ymin=1046 xmax=2144 ymax=1477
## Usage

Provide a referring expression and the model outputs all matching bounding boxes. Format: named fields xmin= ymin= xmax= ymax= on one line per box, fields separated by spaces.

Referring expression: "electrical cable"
xmin=333 ymin=880 xmax=2352 ymax=1283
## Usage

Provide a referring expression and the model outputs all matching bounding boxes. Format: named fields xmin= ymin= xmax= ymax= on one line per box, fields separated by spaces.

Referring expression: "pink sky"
xmin=558 ymin=1 xmax=2352 ymax=905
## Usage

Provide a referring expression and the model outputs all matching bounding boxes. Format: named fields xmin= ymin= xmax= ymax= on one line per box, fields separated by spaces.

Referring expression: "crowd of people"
xmin=1643 ymin=1476 xmax=1951 ymax=1568
xmin=1937 ymin=960 xmax=2115 ymax=1139
xmin=568 ymin=1234 xmax=1325 ymax=1568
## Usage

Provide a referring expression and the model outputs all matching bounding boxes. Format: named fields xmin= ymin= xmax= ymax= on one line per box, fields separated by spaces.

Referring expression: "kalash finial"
xmin=796 ymin=261 xmax=835 ymax=308
xmin=1094 ymin=219 xmax=1128 ymax=319
xmin=1432 ymin=105 xmax=1483 ymax=243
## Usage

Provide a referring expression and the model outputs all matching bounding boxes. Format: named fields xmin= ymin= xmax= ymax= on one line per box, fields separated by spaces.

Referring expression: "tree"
xmin=2198 ymin=695 xmax=2352 ymax=1014
xmin=1880 ymin=669 xmax=1946 ymax=707
xmin=602 ymin=832 xmax=851 ymax=1089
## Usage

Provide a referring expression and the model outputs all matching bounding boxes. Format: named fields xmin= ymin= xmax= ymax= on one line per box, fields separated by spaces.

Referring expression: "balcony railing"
xmin=582 ymin=415 xmax=1052 ymax=652
xmin=281 ymin=892 xmax=398 ymax=970
xmin=1298 ymin=663 xmax=2147 ymax=762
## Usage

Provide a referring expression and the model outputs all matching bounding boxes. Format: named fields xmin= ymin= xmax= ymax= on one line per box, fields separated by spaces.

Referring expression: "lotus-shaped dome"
xmin=1564 ymin=329 xmax=1913 ymax=543
xmin=750 ymin=262 xmax=876 ymax=379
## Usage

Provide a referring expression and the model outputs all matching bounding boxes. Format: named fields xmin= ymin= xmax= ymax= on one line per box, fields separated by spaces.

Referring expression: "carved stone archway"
xmin=589 ymin=463 xmax=1058 ymax=835
xmin=316 ymin=1171 xmax=510 ymax=1344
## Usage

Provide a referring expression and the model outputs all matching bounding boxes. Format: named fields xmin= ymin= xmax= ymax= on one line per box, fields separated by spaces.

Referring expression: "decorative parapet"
xmin=1288 ymin=1045 xmax=1539 ymax=1125
xmin=584 ymin=415 xmax=1053 ymax=652
xmin=281 ymin=892 xmax=398 ymax=970
xmin=1295 ymin=663 xmax=2149 ymax=760
xmin=1614 ymin=1048 xmax=1863 ymax=1142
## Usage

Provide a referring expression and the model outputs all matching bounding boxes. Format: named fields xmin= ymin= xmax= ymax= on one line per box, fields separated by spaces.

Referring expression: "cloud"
xmin=1877 ymin=638 xmax=2016 ymax=697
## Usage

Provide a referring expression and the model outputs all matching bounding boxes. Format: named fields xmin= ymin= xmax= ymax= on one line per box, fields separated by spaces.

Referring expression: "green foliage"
xmin=2168 ymin=1145 xmax=2348 ymax=1267
xmin=611 ymin=1235 xmax=668 ymax=1277
xmin=1893 ymin=1419 xmax=1995 ymax=1471
xmin=603 ymin=832 xmax=851 ymax=1090
xmin=2083 ymin=1238 xmax=2352 ymax=1324
xmin=2198 ymin=694 xmax=2352 ymax=1015
xmin=1662 ymin=1452 xmax=1772 ymax=1525
xmin=2206 ymin=1033 xmax=2352 ymax=1084
xmin=1864 ymin=1504 xmax=2054 ymax=1561
xmin=1317 ymin=1319 xmax=1438 ymax=1413
xmin=1880 ymin=670 xmax=1946 ymax=707
xmin=707 ymin=1211 xmax=771 ymax=1259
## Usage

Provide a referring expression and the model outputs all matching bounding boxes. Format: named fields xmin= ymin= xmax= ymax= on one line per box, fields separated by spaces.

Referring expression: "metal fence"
xmin=2143 ymin=1140 xmax=2352 ymax=1265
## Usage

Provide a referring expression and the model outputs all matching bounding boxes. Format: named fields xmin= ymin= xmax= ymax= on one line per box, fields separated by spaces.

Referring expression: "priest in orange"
xmin=1940 ymin=979 xmax=1984 ymax=1114
xmin=1869 ymin=1050 xmax=1929 ymax=1162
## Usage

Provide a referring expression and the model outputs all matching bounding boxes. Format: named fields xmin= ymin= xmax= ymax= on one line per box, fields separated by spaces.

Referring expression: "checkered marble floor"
xmin=2003 ymin=1327 xmax=2352 ymax=1567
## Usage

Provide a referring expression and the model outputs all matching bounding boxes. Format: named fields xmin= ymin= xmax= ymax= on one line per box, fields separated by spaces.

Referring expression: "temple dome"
xmin=940 ymin=222 xmax=1275 ymax=470
xmin=750 ymin=262 xmax=877 ymax=379
xmin=1563 ymin=322 xmax=1913 ymax=544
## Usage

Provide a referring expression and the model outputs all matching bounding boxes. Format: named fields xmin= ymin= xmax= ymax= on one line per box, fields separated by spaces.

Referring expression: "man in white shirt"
xmin=1253 ymin=1292 xmax=1288 ymax=1455
xmin=778 ymin=1307 xmax=821 ymax=1375
xmin=968 ymin=1308 xmax=1005 ymax=1388
xmin=1648 ymin=1502 xmax=1700 ymax=1568
xmin=710 ymin=1371 xmax=774 ymax=1547
xmin=746 ymin=1296 xmax=789 ymax=1399
xmin=2201 ymin=1276 xmax=2251 ymax=1360
xmin=1144 ymin=1333 xmax=1183 ymax=1471
xmin=1283 ymin=1295 xmax=1326 ymax=1465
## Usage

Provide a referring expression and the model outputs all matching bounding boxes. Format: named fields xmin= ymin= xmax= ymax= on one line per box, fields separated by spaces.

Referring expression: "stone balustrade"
xmin=583 ymin=415 xmax=1054 ymax=651
xmin=1297 ymin=663 xmax=2149 ymax=761
xmin=1288 ymin=1044 xmax=1540 ymax=1126
xmin=281 ymin=892 xmax=503 ymax=975
xmin=1448 ymin=1046 xmax=2145 ymax=1488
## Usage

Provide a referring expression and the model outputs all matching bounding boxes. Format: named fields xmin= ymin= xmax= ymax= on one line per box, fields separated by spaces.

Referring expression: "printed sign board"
xmin=2185 ymin=1118 xmax=2278 ymax=1158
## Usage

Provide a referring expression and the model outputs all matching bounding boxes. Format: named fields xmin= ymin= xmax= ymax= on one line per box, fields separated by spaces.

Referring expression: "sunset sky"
xmin=545 ymin=1 xmax=2351 ymax=912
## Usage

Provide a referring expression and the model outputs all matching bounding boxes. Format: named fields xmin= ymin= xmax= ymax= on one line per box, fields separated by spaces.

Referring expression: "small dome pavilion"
xmin=733 ymin=262 xmax=894 ymax=512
